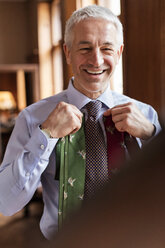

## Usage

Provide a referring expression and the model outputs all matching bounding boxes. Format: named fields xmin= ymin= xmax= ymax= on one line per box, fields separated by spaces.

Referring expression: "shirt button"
xmin=25 ymin=172 xmax=30 ymax=177
xmin=40 ymin=144 xmax=45 ymax=150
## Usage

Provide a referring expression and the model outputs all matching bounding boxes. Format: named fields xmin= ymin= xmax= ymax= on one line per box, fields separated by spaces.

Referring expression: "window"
xmin=38 ymin=0 xmax=63 ymax=99
xmin=38 ymin=3 xmax=54 ymax=99
xmin=51 ymin=0 xmax=63 ymax=94
xmin=97 ymin=0 xmax=123 ymax=93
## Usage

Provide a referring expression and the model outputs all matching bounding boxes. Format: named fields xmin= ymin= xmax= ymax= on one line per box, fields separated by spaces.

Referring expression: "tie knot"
xmin=86 ymin=100 xmax=102 ymax=117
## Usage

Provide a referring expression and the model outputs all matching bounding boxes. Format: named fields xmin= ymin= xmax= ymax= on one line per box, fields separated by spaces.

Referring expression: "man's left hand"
xmin=103 ymin=102 xmax=155 ymax=140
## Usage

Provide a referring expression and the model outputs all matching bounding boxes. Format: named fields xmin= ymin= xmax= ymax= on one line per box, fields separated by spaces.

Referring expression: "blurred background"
xmin=0 ymin=0 xmax=164 ymax=246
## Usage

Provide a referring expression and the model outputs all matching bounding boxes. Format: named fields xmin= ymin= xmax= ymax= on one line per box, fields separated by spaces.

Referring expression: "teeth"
xmin=86 ymin=70 xmax=104 ymax=74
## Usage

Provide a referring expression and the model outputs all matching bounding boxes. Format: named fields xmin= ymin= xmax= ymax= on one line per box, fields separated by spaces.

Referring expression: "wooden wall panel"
xmin=160 ymin=0 xmax=165 ymax=112
xmin=121 ymin=0 xmax=164 ymax=115
xmin=61 ymin=0 xmax=77 ymax=89
xmin=0 ymin=2 xmax=29 ymax=64
xmin=0 ymin=1 xmax=38 ymax=64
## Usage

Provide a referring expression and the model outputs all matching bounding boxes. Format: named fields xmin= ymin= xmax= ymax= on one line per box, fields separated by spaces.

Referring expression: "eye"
xmin=79 ymin=47 xmax=92 ymax=54
xmin=80 ymin=47 xmax=91 ymax=51
xmin=102 ymin=47 xmax=115 ymax=54
xmin=102 ymin=47 xmax=113 ymax=51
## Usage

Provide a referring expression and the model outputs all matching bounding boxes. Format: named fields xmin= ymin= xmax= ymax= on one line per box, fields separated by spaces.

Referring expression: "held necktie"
xmin=55 ymin=106 xmax=140 ymax=227
xmin=84 ymin=100 xmax=109 ymax=199
xmin=104 ymin=115 xmax=140 ymax=176
xmin=56 ymin=117 xmax=86 ymax=228
xmin=103 ymin=115 xmax=126 ymax=176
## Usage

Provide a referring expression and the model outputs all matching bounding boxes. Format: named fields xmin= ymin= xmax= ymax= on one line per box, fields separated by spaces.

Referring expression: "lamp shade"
xmin=0 ymin=91 xmax=16 ymax=110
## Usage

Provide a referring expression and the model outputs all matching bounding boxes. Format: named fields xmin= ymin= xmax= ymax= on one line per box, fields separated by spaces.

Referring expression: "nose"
xmin=88 ymin=48 xmax=104 ymax=67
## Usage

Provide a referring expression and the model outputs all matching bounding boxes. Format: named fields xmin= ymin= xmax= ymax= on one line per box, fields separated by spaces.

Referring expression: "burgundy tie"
xmin=103 ymin=115 xmax=126 ymax=177
xmin=104 ymin=115 xmax=140 ymax=177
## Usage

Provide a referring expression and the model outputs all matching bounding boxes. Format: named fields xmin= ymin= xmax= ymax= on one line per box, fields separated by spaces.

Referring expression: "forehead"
xmin=72 ymin=18 xmax=117 ymax=44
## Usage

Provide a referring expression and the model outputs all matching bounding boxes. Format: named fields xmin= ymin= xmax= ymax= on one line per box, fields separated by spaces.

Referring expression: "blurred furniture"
xmin=0 ymin=64 xmax=40 ymax=162
xmin=0 ymin=91 xmax=17 ymax=162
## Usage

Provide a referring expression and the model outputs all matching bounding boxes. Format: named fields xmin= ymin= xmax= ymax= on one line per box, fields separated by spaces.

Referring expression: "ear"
xmin=63 ymin=44 xmax=71 ymax=65
xmin=116 ymin=44 xmax=124 ymax=64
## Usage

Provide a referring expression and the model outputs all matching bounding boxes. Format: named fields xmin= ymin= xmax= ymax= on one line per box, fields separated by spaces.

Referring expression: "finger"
xmin=111 ymin=103 xmax=133 ymax=117
xmin=69 ymin=114 xmax=82 ymax=134
xmin=103 ymin=102 xmax=133 ymax=117
xmin=59 ymin=102 xmax=83 ymax=121
xmin=112 ymin=112 xmax=126 ymax=124
xmin=103 ymin=108 xmax=111 ymax=116
xmin=115 ymin=121 xmax=126 ymax=132
xmin=111 ymin=102 xmax=133 ymax=109
xmin=70 ymin=104 xmax=83 ymax=120
xmin=69 ymin=127 xmax=80 ymax=135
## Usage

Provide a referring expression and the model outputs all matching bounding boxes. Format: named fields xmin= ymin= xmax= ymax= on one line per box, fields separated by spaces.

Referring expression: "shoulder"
xmin=112 ymin=91 xmax=151 ymax=108
xmin=111 ymin=91 xmax=157 ymax=117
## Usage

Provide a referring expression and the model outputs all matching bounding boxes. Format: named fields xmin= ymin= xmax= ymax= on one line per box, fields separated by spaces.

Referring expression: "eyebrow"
xmin=103 ymin=42 xmax=114 ymax=46
xmin=78 ymin=41 xmax=114 ymax=46
xmin=78 ymin=41 xmax=92 ymax=45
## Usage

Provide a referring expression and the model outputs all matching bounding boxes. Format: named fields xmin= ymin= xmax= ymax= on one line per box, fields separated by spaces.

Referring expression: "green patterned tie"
xmin=56 ymin=116 xmax=86 ymax=228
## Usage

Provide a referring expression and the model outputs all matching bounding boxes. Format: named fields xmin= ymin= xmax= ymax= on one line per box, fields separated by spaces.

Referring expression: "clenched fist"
xmin=41 ymin=102 xmax=83 ymax=138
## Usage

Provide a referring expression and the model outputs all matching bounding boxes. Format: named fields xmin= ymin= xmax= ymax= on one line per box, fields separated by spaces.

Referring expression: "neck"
xmin=72 ymin=80 xmax=108 ymax=99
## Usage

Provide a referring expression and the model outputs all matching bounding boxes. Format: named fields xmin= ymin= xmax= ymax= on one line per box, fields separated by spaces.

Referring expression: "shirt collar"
xmin=67 ymin=77 xmax=114 ymax=110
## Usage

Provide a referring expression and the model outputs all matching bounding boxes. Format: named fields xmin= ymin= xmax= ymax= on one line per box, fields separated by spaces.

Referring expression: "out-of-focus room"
xmin=0 ymin=0 xmax=164 ymax=247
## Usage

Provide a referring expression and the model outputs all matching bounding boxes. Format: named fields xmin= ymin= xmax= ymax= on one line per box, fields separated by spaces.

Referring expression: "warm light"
xmin=53 ymin=47 xmax=63 ymax=93
xmin=0 ymin=91 xmax=16 ymax=110
xmin=38 ymin=3 xmax=53 ymax=99
xmin=16 ymin=70 xmax=26 ymax=111
xmin=78 ymin=0 xmax=96 ymax=8
xmin=97 ymin=0 xmax=121 ymax=16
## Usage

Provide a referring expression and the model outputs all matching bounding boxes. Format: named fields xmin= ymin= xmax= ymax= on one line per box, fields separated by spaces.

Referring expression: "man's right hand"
xmin=41 ymin=102 xmax=83 ymax=138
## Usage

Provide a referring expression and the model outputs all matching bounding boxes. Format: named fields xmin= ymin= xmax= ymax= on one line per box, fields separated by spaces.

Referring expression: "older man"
xmin=0 ymin=5 xmax=161 ymax=240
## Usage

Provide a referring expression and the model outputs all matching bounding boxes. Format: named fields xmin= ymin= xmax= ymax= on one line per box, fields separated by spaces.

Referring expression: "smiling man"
xmin=63 ymin=18 xmax=122 ymax=99
xmin=0 ymin=5 xmax=161 ymax=240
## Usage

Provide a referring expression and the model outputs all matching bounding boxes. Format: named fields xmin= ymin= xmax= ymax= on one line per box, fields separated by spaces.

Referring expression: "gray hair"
xmin=64 ymin=5 xmax=123 ymax=49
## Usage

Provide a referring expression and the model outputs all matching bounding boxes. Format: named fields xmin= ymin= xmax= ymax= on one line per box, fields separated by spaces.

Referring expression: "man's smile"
xmin=83 ymin=69 xmax=107 ymax=75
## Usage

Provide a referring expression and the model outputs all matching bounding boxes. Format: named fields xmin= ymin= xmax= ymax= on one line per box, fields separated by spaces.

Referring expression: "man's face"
xmin=64 ymin=18 xmax=123 ymax=99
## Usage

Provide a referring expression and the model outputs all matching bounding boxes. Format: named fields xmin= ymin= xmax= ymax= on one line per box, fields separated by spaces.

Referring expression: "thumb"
xmin=103 ymin=108 xmax=111 ymax=116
